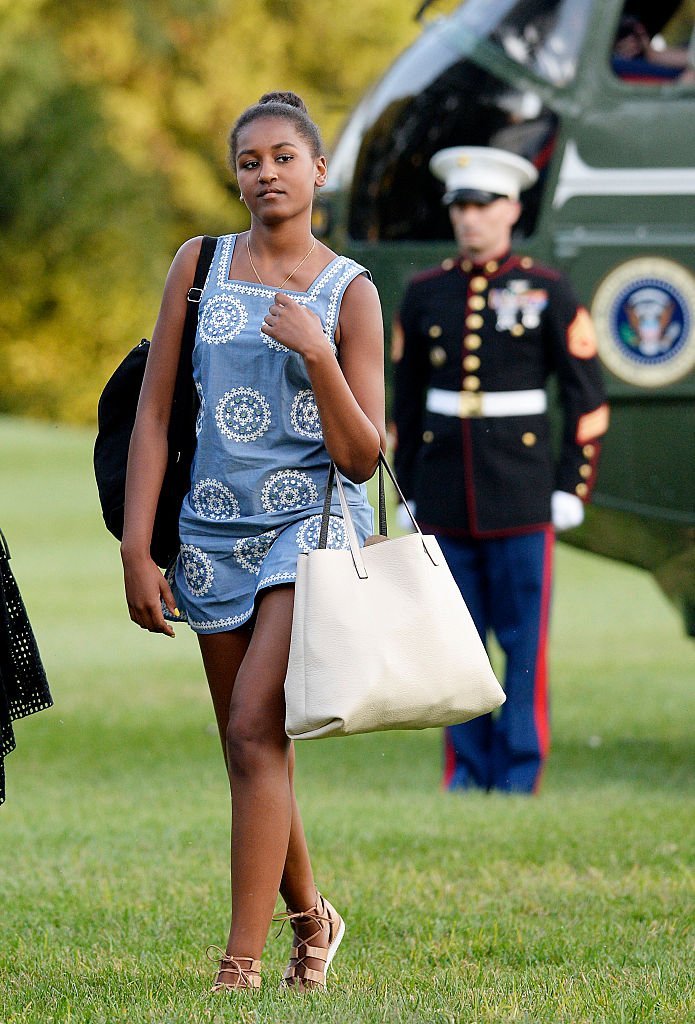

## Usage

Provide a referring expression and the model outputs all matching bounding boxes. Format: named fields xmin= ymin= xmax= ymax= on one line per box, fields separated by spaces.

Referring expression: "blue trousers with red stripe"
xmin=438 ymin=528 xmax=554 ymax=794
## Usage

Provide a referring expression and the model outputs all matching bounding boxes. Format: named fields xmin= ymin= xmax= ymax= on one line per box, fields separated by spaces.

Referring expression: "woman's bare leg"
xmin=279 ymin=743 xmax=317 ymax=911
xmin=198 ymin=586 xmax=317 ymax=964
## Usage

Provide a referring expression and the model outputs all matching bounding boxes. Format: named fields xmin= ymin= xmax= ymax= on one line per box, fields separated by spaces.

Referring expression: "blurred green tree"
xmin=0 ymin=0 xmax=436 ymax=422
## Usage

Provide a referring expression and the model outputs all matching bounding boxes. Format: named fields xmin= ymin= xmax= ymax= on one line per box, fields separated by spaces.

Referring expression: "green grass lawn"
xmin=0 ymin=415 xmax=693 ymax=1024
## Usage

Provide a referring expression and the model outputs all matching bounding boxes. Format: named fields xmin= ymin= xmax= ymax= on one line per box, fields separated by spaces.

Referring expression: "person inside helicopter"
xmin=612 ymin=5 xmax=695 ymax=82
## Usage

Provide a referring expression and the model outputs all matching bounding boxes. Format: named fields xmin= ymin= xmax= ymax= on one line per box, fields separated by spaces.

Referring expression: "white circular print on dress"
xmin=233 ymin=531 xmax=277 ymax=575
xmin=260 ymin=324 xmax=290 ymax=354
xmin=261 ymin=470 xmax=318 ymax=513
xmin=290 ymin=389 xmax=323 ymax=439
xmin=199 ymin=294 xmax=248 ymax=345
xmin=191 ymin=479 xmax=241 ymax=521
xmin=195 ymin=381 xmax=205 ymax=437
xmin=181 ymin=544 xmax=214 ymax=596
xmin=296 ymin=515 xmax=347 ymax=553
xmin=215 ymin=387 xmax=271 ymax=442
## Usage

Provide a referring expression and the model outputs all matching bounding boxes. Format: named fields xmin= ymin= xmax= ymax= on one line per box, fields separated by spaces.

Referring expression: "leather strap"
xmin=181 ymin=235 xmax=217 ymax=366
xmin=284 ymin=964 xmax=326 ymax=985
xmin=318 ymin=461 xmax=337 ymax=549
xmin=318 ymin=451 xmax=438 ymax=576
xmin=169 ymin=235 xmax=217 ymax=459
xmin=319 ymin=451 xmax=396 ymax=550
xmin=334 ymin=471 xmax=367 ymax=578
xmin=289 ymin=943 xmax=328 ymax=962
xmin=377 ymin=457 xmax=387 ymax=536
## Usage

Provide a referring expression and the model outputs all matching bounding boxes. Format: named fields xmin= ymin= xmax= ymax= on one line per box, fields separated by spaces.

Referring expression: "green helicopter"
xmin=317 ymin=0 xmax=695 ymax=634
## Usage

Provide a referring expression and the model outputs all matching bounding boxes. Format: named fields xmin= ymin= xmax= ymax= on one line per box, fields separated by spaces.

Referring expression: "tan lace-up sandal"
xmin=273 ymin=891 xmax=345 ymax=992
xmin=206 ymin=946 xmax=261 ymax=992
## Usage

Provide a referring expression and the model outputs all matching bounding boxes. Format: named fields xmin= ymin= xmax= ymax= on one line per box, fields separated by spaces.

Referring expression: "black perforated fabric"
xmin=0 ymin=529 xmax=53 ymax=805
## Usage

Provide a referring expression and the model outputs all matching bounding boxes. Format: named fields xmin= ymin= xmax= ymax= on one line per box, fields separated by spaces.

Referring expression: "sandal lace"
xmin=206 ymin=945 xmax=261 ymax=990
xmin=272 ymin=900 xmax=330 ymax=941
xmin=273 ymin=893 xmax=340 ymax=990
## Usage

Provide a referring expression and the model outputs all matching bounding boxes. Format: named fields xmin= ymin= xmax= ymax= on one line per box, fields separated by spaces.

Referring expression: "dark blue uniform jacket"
xmin=393 ymin=252 xmax=609 ymax=537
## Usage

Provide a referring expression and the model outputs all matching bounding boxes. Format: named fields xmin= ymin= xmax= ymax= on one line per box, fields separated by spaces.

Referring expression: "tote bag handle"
xmin=318 ymin=451 xmax=437 ymax=578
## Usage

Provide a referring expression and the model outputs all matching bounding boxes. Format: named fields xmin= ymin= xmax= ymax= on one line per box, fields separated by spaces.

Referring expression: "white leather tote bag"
xmin=284 ymin=454 xmax=505 ymax=740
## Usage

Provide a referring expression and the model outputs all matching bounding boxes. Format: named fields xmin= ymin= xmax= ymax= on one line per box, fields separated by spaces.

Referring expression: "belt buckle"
xmin=459 ymin=391 xmax=483 ymax=418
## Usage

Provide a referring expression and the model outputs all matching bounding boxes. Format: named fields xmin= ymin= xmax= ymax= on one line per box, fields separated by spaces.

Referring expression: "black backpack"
xmin=93 ymin=236 xmax=217 ymax=567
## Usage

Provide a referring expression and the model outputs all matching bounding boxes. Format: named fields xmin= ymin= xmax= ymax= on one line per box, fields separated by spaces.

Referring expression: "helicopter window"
xmin=344 ymin=62 xmax=557 ymax=243
xmin=482 ymin=0 xmax=594 ymax=86
xmin=611 ymin=2 xmax=694 ymax=83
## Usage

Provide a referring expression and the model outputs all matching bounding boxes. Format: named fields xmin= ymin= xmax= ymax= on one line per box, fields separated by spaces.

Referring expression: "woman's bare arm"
xmin=120 ymin=235 xmax=202 ymax=634
xmin=262 ymin=274 xmax=386 ymax=481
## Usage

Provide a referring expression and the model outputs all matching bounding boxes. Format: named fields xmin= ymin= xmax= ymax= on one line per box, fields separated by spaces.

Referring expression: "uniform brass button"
xmin=463 ymin=354 xmax=480 ymax=371
xmin=462 ymin=375 xmax=480 ymax=391
xmin=583 ymin=444 xmax=595 ymax=458
xmin=429 ymin=345 xmax=447 ymax=367
xmin=579 ymin=464 xmax=592 ymax=479
xmin=423 ymin=430 xmax=434 ymax=443
xmin=522 ymin=432 xmax=537 ymax=447
xmin=466 ymin=313 xmax=483 ymax=329
xmin=511 ymin=324 xmax=525 ymax=337
xmin=520 ymin=256 xmax=534 ymax=269
xmin=468 ymin=295 xmax=486 ymax=311
xmin=485 ymin=260 xmax=499 ymax=273
xmin=465 ymin=334 xmax=482 ymax=350
xmin=470 ymin=276 xmax=487 ymax=292
xmin=460 ymin=259 xmax=473 ymax=272
xmin=575 ymin=482 xmax=588 ymax=498
xmin=441 ymin=258 xmax=455 ymax=271
xmin=428 ymin=324 xmax=443 ymax=338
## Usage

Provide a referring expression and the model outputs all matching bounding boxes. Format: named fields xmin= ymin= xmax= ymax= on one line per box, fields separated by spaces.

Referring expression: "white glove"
xmin=551 ymin=490 xmax=584 ymax=532
xmin=396 ymin=500 xmax=417 ymax=533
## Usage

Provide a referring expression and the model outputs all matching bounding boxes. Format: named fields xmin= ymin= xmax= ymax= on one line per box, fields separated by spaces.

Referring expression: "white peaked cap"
xmin=429 ymin=146 xmax=538 ymax=204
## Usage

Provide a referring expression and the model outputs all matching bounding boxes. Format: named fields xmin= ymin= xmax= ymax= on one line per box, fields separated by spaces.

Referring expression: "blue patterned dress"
xmin=165 ymin=233 xmax=374 ymax=633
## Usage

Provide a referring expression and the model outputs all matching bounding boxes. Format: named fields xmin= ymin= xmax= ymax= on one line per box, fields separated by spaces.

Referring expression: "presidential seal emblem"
xmin=592 ymin=258 xmax=695 ymax=387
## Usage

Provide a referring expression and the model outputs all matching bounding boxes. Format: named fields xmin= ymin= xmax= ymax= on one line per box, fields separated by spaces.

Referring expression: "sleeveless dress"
xmin=165 ymin=233 xmax=374 ymax=633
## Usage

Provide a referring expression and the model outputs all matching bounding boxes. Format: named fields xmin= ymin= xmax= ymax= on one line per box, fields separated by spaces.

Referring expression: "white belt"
xmin=426 ymin=387 xmax=547 ymax=419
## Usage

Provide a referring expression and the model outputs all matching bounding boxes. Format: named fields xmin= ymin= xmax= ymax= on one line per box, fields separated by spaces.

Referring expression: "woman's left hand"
xmin=261 ymin=293 xmax=326 ymax=355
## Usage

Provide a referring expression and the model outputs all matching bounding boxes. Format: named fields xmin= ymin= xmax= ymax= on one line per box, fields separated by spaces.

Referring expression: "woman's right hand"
xmin=121 ymin=549 xmax=178 ymax=637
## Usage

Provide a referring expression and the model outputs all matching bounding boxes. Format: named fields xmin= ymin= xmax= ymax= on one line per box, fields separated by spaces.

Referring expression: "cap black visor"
xmin=443 ymin=188 xmax=508 ymax=207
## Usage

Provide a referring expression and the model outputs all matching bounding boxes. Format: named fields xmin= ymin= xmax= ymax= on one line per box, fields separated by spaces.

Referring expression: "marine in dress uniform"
xmin=392 ymin=146 xmax=609 ymax=794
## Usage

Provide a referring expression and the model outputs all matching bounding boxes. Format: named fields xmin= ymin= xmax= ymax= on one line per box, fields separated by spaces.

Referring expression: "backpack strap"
xmin=170 ymin=235 xmax=217 ymax=460
xmin=180 ymin=234 xmax=217 ymax=368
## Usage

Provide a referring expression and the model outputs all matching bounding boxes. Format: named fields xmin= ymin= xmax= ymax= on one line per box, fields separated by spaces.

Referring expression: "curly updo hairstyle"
xmin=229 ymin=91 xmax=323 ymax=170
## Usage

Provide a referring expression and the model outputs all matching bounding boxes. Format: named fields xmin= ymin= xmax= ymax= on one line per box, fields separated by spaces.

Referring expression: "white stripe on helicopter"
xmin=553 ymin=140 xmax=695 ymax=209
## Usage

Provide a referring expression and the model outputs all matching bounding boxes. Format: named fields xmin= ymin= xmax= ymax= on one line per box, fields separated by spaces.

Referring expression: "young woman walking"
xmin=120 ymin=92 xmax=386 ymax=992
